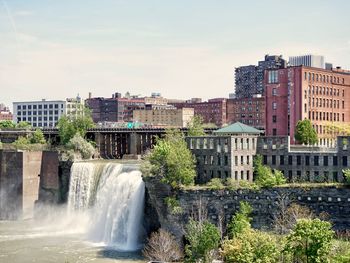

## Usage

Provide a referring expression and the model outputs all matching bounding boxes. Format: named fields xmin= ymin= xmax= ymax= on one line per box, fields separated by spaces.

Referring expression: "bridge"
xmin=0 ymin=128 xmax=216 ymax=159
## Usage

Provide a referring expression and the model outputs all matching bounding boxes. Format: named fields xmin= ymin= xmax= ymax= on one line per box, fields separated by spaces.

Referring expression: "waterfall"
xmin=67 ymin=162 xmax=145 ymax=251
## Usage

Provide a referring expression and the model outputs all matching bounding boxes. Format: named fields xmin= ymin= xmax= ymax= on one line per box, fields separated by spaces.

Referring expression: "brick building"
xmin=169 ymin=98 xmax=227 ymax=127
xmin=226 ymin=95 xmax=265 ymax=130
xmin=0 ymin=104 xmax=13 ymax=121
xmin=265 ymin=66 xmax=350 ymax=145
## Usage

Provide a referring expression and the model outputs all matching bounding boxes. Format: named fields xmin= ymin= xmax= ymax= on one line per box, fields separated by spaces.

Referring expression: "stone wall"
xmin=144 ymin=177 xmax=350 ymax=241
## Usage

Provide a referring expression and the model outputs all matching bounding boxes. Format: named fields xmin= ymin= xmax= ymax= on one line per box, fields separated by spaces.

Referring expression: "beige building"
xmin=133 ymin=108 xmax=194 ymax=128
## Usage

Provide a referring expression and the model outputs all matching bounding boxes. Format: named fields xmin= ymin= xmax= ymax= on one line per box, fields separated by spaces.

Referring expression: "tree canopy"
xmin=295 ymin=119 xmax=318 ymax=145
xmin=187 ymin=115 xmax=205 ymax=136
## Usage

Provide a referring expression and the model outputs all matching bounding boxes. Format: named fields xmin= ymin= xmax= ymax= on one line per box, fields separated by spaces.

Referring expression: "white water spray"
xmin=67 ymin=162 xmax=145 ymax=251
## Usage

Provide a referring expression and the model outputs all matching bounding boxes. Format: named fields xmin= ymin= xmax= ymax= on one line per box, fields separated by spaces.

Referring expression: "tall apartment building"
xmin=226 ymin=95 xmax=265 ymax=130
xmin=12 ymin=96 xmax=84 ymax=128
xmin=0 ymin=104 xmax=13 ymax=121
xmin=289 ymin=54 xmax=325 ymax=69
xmin=265 ymin=66 xmax=350 ymax=145
xmin=169 ymin=98 xmax=227 ymax=127
xmin=235 ymin=55 xmax=287 ymax=98
xmin=133 ymin=108 xmax=194 ymax=128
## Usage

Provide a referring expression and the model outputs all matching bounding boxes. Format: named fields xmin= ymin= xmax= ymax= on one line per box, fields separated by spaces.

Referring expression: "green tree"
xmin=30 ymin=129 xmax=46 ymax=144
xmin=16 ymin=121 xmax=32 ymax=129
xmin=57 ymin=108 xmax=95 ymax=145
xmin=66 ymin=133 xmax=95 ymax=159
xmin=253 ymin=155 xmax=286 ymax=187
xmin=227 ymin=201 xmax=252 ymax=238
xmin=284 ymin=218 xmax=334 ymax=263
xmin=12 ymin=136 xmax=31 ymax=149
xmin=0 ymin=120 xmax=16 ymax=129
xmin=342 ymin=169 xmax=350 ymax=184
xmin=147 ymin=129 xmax=196 ymax=188
xmin=187 ymin=115 xmax=205 ymax=136
xmin=221 ymin=230 xmax=280 ymax=263
xmin=295 ymin=119 xmax=318 ymax=145
xmin=185 ymin=218 xmax=221 ymax=263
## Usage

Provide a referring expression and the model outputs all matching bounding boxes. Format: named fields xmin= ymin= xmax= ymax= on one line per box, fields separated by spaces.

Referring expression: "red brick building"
xmin=169 ymin=98 xmax=227 ymax=127
xmin=0 ymin=104 xmax=13 ymax=121
xmin=226 ymin=96 xmax=265 ymax=130
xmin=265 ymin=66 xmax=350 ymax=145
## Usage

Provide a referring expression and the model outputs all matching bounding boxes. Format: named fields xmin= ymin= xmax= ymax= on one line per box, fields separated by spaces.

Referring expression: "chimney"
xmin=88 ymin=92 xmax=92 ymax=99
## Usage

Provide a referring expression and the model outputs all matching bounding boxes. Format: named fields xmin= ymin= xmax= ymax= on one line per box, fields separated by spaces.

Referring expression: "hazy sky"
xmin=1 ymin=0 xmax=350 ymax=110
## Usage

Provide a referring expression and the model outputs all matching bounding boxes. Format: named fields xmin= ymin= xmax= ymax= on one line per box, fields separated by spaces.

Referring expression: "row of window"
xmin=264 ymin=155 xmax=348 ymax=167
xmin=306 ymin=98 xmax=344 ymax=109
xmin=286 ymin=170 xmax=339 ymax=182
xmin=17 ymin=116 xmax=58 ymax=122
xmin=309 ymin=111 xmax=344 ymax=122
xmin=306 ymin=86 xmax=344 ymax=97
xmin=17 ymin=104 xmax=63 ymax=110
xmin=203 ymin=169 xmax=251 ymax=181
xmin=17 ymin=110 xmax=62 ymax=116
xmin=189 ymin=138 xmax=256 ymax=151
xmin=304 ymin=72 xmax=345 ymax=85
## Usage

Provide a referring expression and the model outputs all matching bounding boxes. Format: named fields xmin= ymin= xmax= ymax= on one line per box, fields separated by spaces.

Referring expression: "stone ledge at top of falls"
xmin=143 ymin=176 xmax=350 ymax=243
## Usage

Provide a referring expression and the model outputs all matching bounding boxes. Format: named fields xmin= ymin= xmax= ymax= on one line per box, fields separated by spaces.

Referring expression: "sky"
xmin=1 ymin=0 xmax=350 ymax=110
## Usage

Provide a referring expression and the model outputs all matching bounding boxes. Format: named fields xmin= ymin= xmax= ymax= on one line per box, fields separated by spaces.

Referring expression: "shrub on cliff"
xmin=206 ymin=178 xmax=224 ymax=190
xmin=143 ymin=229 xmax=183 ymax=262
xmin=254 ymin=155 xmax=286 ymax=187
xmin=145 ymin=129 xmax=196 ymax=188
xmin=66 ymin=133 xmax=95 ymax=159
xmin=30 ymin=129 xmax=46 ymax=144
xmin=227 ymin=201 xmax=252 ymax=238
xmin=185 ymin=218 xmax=221 ymax=263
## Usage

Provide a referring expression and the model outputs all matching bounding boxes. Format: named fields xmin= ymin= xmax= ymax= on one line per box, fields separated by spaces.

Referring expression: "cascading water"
xmin=67 ymin=162 xmax=145 ymax=251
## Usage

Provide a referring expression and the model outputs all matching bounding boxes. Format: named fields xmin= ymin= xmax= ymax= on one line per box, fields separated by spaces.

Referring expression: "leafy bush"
xmin=66 ymin=133 xmax=95 ymax=159
xmin=343 ymin=169 xmax=350 ymax=184
xmin=254 ymin=155 xmax=286 ymax=187
xmin=283 ymin=218 xmax=334 ymax=263
xmin=30 ymin=129 xmax=46 ymax=144
xmin=12 ymin=136 xmax=31 ymax=150
xmin=221 ymin=229 xmax=280 ymax=263
xmin=225 ymin=178 xmax=260 ymax=190
xmin=0 ymin=120 xmax=16 ymax=129
xmin=227 ymin=201 xmax=252 ymax=238
xmin=164 ymin=197 xmax=183 ymax=215
xmin=206 ymin=178 xmax=224 ymax=190
xmin=147 ymin=129 xmax=196 ymax=188
xmin=187 ymin=115 xmax=205 ymax=136
xmin=295 ymin=119 xmax=318 ymax=145
xmin=16 ymin=121 xmax=31 ymax=129
xmin=143 ymin=229 xmax=183 ymax=262
xmin=185 ymin=218 xmax=221 ymax=263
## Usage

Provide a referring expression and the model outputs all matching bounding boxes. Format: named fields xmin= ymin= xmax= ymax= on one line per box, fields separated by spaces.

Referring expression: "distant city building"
xmin=265 ymin=65 xmax=350 ymax=145
xmin=0 ymin=104 xmax=13 ymax=121
xmin=226 ymin=95 xmax=265 ymax=130
xmin=85 ymin=92 xmax=172 ymax=123
xmin=13 ymin=96 xmax=84 ymax=128
xmin=235 ymin=55 xmax=286 ymax=98
xmin=133 ymin=108 xmax=194 ymax=128
xmin=169 ymin=98 xmax=227 ymax=127
xmin=289 ymin=54 xmax=325 ymax=69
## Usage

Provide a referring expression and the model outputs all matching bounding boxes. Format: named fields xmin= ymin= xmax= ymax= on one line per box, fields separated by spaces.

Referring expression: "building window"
xmin=305 ymin=155 xmax=310 ymax=166
xmin=263 ymin=155 xmax=267 ymax=165
xmin=343 ymin=156 xmax=348 ymax=166
xmin=323 ymin=156 xmax=328 ymax=166
xmin=314 ymin=156 xmax=319 ymax=166
xmin=272 ymin=128 xmax=277 ymax=136
xmin=272 ymin=115 xmax=277 ymax=123
xmin=272 ymin=102 xmax=277 ymax=110
xmin=280 ymin=155 xmax=284 ymax=165
xmin=297 ymin=155 xmax=301 ymax=165
xmin=288 ymin=156 xmax=293 ymax=165
xmin=272 ymin=155 xmax=276 ymax=165
xmin=268 ymin=70 xmax=278 ymax=83
xmin=272 ymin=88 xmax=277 ymax=96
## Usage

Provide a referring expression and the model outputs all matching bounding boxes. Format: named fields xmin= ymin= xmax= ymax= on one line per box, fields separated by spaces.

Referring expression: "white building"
xmin=13 ymin=97 xmax=84 ymax=128
xmin=289 ymin=54 xmax=325 ymax=69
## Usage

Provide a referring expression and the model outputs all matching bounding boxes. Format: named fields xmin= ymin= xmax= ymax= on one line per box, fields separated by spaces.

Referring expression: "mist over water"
xmin=0 ymin=161 xmax=146 ymax=262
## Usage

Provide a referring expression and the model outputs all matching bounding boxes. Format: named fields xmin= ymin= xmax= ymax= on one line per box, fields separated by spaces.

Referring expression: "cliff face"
xmin=144 ymin=178 xmax=350 ymax=240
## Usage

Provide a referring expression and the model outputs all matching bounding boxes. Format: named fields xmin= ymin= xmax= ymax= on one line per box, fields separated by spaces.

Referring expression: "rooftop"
xmin=214 ymin=122 xmax=262 ymax=135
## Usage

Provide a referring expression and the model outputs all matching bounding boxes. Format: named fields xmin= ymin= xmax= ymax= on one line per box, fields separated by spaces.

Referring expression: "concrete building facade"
xmin=0 ymin=103 xmax=13 ymax=121
xmin=133 ymin=108 xmax=194 ymax=128
xmin=265 ymin=66 xmax=350 ymax=145
xmin=289 ymin=54 xmax=325 ymax=69
xmin=13 ymin=97 xmax=84 ymax=128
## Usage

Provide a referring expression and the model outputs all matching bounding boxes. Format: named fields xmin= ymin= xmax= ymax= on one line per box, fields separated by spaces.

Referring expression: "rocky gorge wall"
xmin=144 ymin=177 xmax=350 ymax=240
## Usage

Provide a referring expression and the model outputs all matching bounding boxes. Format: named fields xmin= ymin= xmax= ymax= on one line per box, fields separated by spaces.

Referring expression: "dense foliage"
xmin=57 ymin=108 xmax=94 ymax=145
xmin=0 ymin=120 xmax=31 ymax=129
xmin=343 ymin=169 xmax=350 ymax=184
xmin=227 ymin=201 xmax=252 ymax=238
xmin=12 ymin=129 xmax=46 ymax=150
xmin=187 ymin=116 xmax=205 ymax=136
xmin=144 ymin=129 xmax=196 ymax=188
xmin=185 ymin=218 xmax=221 ymax=263
xmin=254 ymin=155 xmax=286 ymax=187
xmin=295 ymin=119 xmax=318 ymax=145
xmin=65 ymin=133 xmax=95 ymax=160
xmin=283 ymin=219 xmax=334 ymax=263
